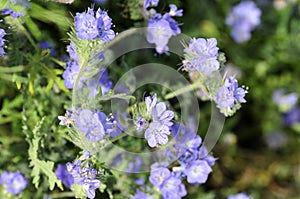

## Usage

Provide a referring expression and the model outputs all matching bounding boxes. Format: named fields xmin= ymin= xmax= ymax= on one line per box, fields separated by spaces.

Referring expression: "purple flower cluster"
xmin=144 ymin=94 xmax=174 ymax=147
xmin=66 ymin=153 xmax=101 ymax=199
xmin=55 ymin=164 xmax=74 ymax=187
xmin=173 ymin=124 xmax=215 ymax=184
xmin=62 ymin=42 xmax=113 ymax=95
xmin=74 ymin=7 xmax=115 ymax=41
xmin=273 ymin=89 xmax=298 ymax=112
xmin=0 ymin=171 xmax=27 ymax=194
xmin=225 ymin=1 xmax=261 ymax=43
xmin=146 ymin=4 xmax=182 ymax=54
xmin=73 ymin=109 xmax=125 ymax=142
xmin=0 ymin=28 xmax=6 ymax=56
xmin=215 ymin=76 xmax=247 ymax=109
xmin=228 ymin=193 xmax=250 ymax=199
xmin=182 ymin=38 xmax=220 ymax=76
xmin=149 ymin=163 xmax=187 ymax=199
xmin=283 ymin=107 xmax=300 ymax=126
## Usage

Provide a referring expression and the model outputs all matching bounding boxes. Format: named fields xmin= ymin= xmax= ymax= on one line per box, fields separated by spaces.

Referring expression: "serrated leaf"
xmin=28 ymin=118 xmax=63 ymax=190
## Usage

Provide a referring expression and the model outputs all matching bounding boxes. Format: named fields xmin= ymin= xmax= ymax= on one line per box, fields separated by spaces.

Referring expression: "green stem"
xmin=16 ymin=18 xmax=38 ymax=51
xmin=49 ymin=57 xmax=66 ymax=68
xmin=72 ymin=59 xmax=88 ymax=109
xmin=110 ymin=131 xmax=128 ymax=143
xmin=165 ymin=78 xmax=206 ymax=99
xmin=0 ymin=65 xmax=26 ymax=73
xmin=50 ymin=192 xmax=75 ymax=198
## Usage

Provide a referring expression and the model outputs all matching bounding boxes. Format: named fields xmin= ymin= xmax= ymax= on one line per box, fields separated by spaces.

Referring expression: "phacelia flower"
xmin=147 ymin=12 xmax=181 ymax=54
xmin=74 ymin=109 xmax=106 ymax=142
xmin=184 ymin=160 xmax=212 ymax=184
xmin=215 ymin=76 xmax=247 ymax=109
xmin=87 ymin=68 xmax=113 ymax=98
xmin=0 ymin=28 xmax=6 ymax=56
xmin=273 ymin=89 xmax=298 ymax=112
xmin=182 ymin=38 xmax=220 ymax=76
xmin=74 ymin=7 xmax=115 ymax=42
xmin=62 ymin=60 xmax=80 ymax=89
xmin=169 ymin=4 xmax=183 ymax=17
xmin=66 ymin=158 xmax=101 ymax=199
xmin=225 ymin=1 xmax=261 ymax=43
xmin=55 ymin=164 xmax=74 ymax=187
xmin=135 ymin=117 xmax=147 ymax=131
xmin=145 ymin=121 xmax=171 ymax=147
xmin=0 ymin=171 xmax=27 ymax=194
xmin=228 ymin=193 xmax=250 ymax=199
xmin=283 ymin=107 xmax=300 ymax=126
xmin=144 ymin=0 xmax=159 ymax=8
xmin=75 ymin=8 xmax=98 ymax=40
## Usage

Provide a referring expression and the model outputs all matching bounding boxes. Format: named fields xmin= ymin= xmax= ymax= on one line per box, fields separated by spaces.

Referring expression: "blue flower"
xmin=152 ymin=102 xmax=174 ymax=126
xmin=145 ymin=121 xmax=171 ymax=147
xmin=145 ymin=93 xmax=158 ymax=114
xmin=169 ymin=4 xmax=183 ymax=17
xmin=1 ymin=9 xmax=24 ymax=18
xmin=283 ymin=107 xmax=300 ymax=126
xmin=87 ymin=68 xmax=113 ymax=98
xmin=160 ymin=176 xmax=187 ymax=199
xmin=131 ymin=189 xmax=153 ymax=199
xmin=182 ymin=38 xmax=220 ymax=75
xmin=147 ymin=12 xmax=181 ymax=54
xmin=55 ymin=164 xmax=74 ymax=187
xmin=66 ymin=159 xmax=101 ymax=199
xmin=149 ymin=167 xmax=171 ymax=188
xmin=216 ymin=77 xmax=247 ymax=109
xmin=74 ymin=109 xmax=106 ymax=142
xmin=62 ymin=60 xmax=80 ymax=89
xmin=74 ymin=7 xmax=115 ymax=42
xmin=96 ymin=8 xmax=115 ymax=42
xmin=74 ymin=8 xmax=98 ymax=40
xmin=0 ymin=171 xmax=27 ymax=194
xmin=225 ymin=1 xmax=261 ymax=43
xmin=184 ymin=160 xmax=212 ymax=184
xmin=144 ymin=0 xmax=159 ymax=8
xmin=135 ymin=117 xmax=147 ymax=132
xmin=216 ymin=86 xmax=235 ymax=108
xmin=228 ymin=193 xmax=250 ymax=199
xmin=0 ymin=28 xmax=6 ymax=56
xmin=273 ymin=89 xmax=298 ymax=113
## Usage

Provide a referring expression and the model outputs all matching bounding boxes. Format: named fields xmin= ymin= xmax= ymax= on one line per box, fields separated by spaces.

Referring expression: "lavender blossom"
xmin=273 ymin=89 xmax=298 ymax=112
xmin=0 ymin=171 xmax=27 ymax=194
xmin=225 ymin=1 xmax=261 ymax=43
xmin=0 ymin=28 xmax=6 ymax=56
xmin=182 ymin=38 xmax=220 ymax=76
xmin=1 ymin=9 xmax=24 ymax=18
xmin=131 ymin=189 xmax=153 ymax=199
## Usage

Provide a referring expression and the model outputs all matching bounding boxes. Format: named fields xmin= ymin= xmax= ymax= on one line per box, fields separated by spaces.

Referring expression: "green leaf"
xmin=28 ymin=118 xmax=63 ymax=191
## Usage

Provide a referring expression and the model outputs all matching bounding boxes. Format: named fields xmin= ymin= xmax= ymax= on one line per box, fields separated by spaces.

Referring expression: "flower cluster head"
xmin=215 ymin=76 xmax=247 ymax=110
xmin=149 ymin=163 xmax=187 ymax=199
xmin=74 ymin=7 xmax=115 ymax=41
xmin=228 ymin=193 xmax=250 ymax=199
xmin=273 ymin=89 xmax=298 ymax=113
xmin=225 ymin=1 xmax=261 ymax=43
xmin=172 ymin=124 xmax=216 ymax=184
xmin=182 ymin=38 xmax=220 ymax=76
xmin=62 ymin=41 xmax=113 ymax=95
xmin=66 ymin=151 xmax=101 ymax=199
xmin=74 ymin=109 xmax=120 ymax=142
xmin=143 ymin=94 xmax=174 ymax=147
xmin=0 ymin=171 xmax=27 ymax=194
xmin=146 ymin=2 xmax=182 ymax=54
xmin=0 ymin=28 xmax=6 ymax=56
